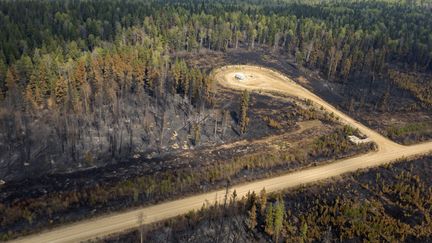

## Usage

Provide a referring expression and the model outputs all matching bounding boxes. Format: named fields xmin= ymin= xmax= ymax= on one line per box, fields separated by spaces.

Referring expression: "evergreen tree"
xmin=248 ymin=202 xmax=257 ymax=230
xmin=55 ymin=75 xmax=68 ymax=106
xmin=273 ymin=200 xmax=285 ymax=242
xmin=260 ymin=188 xmax=267 ymax=215
xmin=5 ymin=67 xmax=17 ymax=95
xmin=301 ymin=221 xmax=308 ymax=241
xmin=265 ymin=203 xmax=274 ymax=235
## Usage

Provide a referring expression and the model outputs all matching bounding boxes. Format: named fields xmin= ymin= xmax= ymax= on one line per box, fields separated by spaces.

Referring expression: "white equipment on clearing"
xmin=348 ymin=135 xmax=371 ymax=145
xmin=235 ymin=73 xmax=246 ymax=80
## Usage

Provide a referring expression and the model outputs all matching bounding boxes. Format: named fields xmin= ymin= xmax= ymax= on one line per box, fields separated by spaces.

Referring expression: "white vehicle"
xmin=235 ymin=73 xmax=246 ymax=80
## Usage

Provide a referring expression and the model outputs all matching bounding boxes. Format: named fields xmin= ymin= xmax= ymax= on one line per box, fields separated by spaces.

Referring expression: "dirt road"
xmin=11 ymin=65 xmax=432 ymax=243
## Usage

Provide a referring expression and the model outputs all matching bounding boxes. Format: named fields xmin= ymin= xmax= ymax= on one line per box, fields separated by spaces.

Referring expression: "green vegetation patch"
xmin=386 ymin=121 xmax=432 ymax=144
xmin=107 ymin=155 xmax=432 ymax=243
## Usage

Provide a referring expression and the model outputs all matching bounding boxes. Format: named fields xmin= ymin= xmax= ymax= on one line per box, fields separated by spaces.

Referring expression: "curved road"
xmin=11 ymin=65 xmax=432 ymax=243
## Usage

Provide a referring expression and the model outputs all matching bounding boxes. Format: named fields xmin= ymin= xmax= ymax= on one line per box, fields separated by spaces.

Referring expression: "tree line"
xmin=1 ymin=0 xmax=432 ymax=74
xmin=1 ymin=0 xmax=431 ymax=176
xmin=0 ymin=40 xmax=212 ymax=179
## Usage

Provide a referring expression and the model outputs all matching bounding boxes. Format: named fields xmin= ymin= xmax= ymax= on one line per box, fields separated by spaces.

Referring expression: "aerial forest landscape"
xmin=0 ymin=0 xmax=432 ymax=242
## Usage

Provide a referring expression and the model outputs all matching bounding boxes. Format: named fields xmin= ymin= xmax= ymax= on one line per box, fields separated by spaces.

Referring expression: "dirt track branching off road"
xmin=11 ymin=65 xmax=432 ymax=243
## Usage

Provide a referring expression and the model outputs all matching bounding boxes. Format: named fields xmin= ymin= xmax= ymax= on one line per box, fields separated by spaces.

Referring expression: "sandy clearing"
xmin=214 ymin=66 xmax=406 ymax=153
xmin=11 ymin=65 xmax=432 ymax=243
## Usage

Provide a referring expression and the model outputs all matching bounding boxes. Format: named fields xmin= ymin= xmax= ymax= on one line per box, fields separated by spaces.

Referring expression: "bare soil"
xmin=177 ymin=47 xmax=432 ymax=145
xmin=104 ymin=155 xmax=432 ymax=243
xmin=7 ymin=64 xmax=432 ymax=243
xmin=0 ymin=88 xmax=368 ymax=240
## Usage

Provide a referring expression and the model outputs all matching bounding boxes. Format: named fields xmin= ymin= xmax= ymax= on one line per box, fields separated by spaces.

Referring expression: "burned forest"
xmin=1 ymin=0 xmax=432 ymax=242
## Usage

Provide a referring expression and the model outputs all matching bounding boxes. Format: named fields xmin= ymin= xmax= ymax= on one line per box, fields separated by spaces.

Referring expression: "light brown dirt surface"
xmin=11 ymin=65 xmax=432 ymax=243
xmin=215 ymin=65 xmax=406 ymax=153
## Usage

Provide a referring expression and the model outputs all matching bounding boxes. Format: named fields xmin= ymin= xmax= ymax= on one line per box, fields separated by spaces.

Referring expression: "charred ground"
xmin=104 ymin=155 xmax=432 ymax=243
xmin=0 ymin=88 xmax=373 ymax=240
xmin=179 ymin=48 xmax=432 ymax=145
xmin=1 ymin=0 xmax=431 ymax=241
